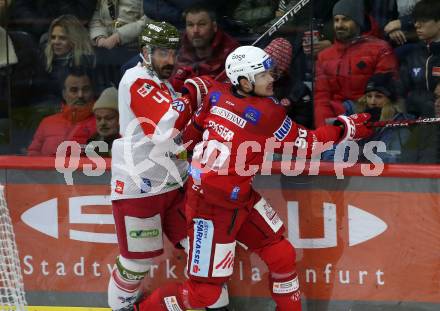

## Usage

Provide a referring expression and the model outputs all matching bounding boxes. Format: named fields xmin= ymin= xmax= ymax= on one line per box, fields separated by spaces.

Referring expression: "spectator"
xmin=398 ymin=0 xmax=440 ymax=162
xmin=232 ymin=0 xmax=279 ymax=32
xmin=41 ymin=15 xmax=95 ymax=105
xmin=264 ymin=37 xmax=313 ymax=128
xmin=8 ymin=0 xmax=97 ymax=42
xmin=0 ymin=0 xmax=17 ymax=68
xmin=143 ymin=0 xmax=218 ymax=29
xmin=27 ymin=67 xmax=96 ymax=156
xmin=170 ymin=3 xmax=239 ymax=91
xmin=355 ymin=73 xmax=417 ymax=163
xmin=0 ymin=29 xmax=17 ymax=70
xmin=381 ymin=0 xmax=420 ymax=46
xmin=84 ymin=86 xmax=119 ymax=157
xmin=89 ymin=0 xmax=150 ymax=49
xmin=314 ymin=0 xmax=398 ymax=128
xmin=322 ymin=72 xmax=420 ymax=163
xmin=399 ymin=0 xmax=440 ymax=118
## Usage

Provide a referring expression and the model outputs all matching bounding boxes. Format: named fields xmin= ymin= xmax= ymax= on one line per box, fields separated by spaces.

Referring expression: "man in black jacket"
xmin=399 ymin=0 xmax=440 ymax=118
xmin=398 ymin=0 xmax=440 ymax=163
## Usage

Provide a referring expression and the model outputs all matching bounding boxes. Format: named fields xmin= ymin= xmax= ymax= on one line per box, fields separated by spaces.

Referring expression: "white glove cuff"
xmin=336 ymin=115 xmax=356 ymax=143
xmin=184 ymin=77 xmax=208 ymax=105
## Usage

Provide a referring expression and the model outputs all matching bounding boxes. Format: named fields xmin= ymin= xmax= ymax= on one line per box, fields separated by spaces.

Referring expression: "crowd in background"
xmin=0 ymin=0 xmax=439 ymax=164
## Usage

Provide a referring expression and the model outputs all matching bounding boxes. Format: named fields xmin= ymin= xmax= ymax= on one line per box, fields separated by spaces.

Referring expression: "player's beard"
xmin=335 ymin=26 xmax=359 ymax=42
xmin=153 ymin=63 xmax=175 ymax=79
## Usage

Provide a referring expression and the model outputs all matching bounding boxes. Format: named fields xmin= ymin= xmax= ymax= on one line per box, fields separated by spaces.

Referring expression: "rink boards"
xmin=1 ymin=156 xmax=440 ymax=311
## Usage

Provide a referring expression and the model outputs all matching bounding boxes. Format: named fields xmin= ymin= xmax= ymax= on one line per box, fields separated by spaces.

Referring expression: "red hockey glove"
xmin=335 ymin=113 xmax=374 ymax=142
xmin=182 ymin=76 xmax=212 ymax=113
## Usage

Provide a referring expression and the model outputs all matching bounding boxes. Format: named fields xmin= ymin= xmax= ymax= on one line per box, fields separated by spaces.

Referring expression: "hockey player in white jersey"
xmin=107 ymin=21 xmax=229 ymax=311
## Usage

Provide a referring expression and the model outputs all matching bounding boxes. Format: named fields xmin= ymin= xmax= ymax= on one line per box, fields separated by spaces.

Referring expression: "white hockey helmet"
xmin=225 ymin=46 xmax=274 ymax=86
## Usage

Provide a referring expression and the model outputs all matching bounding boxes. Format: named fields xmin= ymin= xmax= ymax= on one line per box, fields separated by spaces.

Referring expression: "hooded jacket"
xmin=314 ymin=35 xmax=398 ymax=127
xmin=27 ymin=103 xmax=96 ymax=156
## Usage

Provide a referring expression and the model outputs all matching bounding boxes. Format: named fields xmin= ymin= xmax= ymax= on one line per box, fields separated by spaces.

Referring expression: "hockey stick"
xmin=252 ymin=0 xmax=311 ymax=47
xmin=367 ymin=117 xmax=440 ymax=128
xmin=215 ymin=0 xmax=312 ymax=80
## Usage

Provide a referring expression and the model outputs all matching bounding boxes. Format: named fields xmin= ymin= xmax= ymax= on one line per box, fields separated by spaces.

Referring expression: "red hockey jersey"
xmin=185 ymin=79 xmax=344 ymax=208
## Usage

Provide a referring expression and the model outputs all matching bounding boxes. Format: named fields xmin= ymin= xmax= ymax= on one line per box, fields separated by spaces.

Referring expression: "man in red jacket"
xmin=27 ymin=67 xmax=96 ymax=156
xmin=169 ymin=3 xmax=239 ymax=91
xmin=313 ymin=0 xmax=398 ymax=128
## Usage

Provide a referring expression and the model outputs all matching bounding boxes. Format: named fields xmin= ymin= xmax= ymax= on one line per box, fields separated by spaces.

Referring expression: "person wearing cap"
xmin=399 ymin=0 xmax=440 ymax=118
xmin=313 ymin=0 xmax=398 ymax=128
xmin=81 ymin=86 xmax=120 ymax=157
xmin=398 ymin=0 xmax=440 ymax=162
xmin=264 ymin=37 xmax=314 ymax=128
xmin=359 ymin=72 xmax=424 ymax=163
xmin=323 ymin=72 xmax=421 ymax=163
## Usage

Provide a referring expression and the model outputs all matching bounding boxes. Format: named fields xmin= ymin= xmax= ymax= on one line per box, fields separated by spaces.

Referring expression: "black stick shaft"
xmin=215 ymin=0 xmax=312 ymax=80
xmin=367 ymin=117 xmax=440 ymax=128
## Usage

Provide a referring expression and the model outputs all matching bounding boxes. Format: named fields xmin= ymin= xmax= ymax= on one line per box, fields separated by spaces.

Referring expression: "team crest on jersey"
xmin=140 ymin=178 xmax=151 ymax=193
xmin=171 ymin=100 xmax=185 ymax=112
xmin=137 ymin=83 xmax=154 ymax=97
xmin=243 ymin=106 xmax=261 ymax=125
xmin=209 ymin=91 xmax=221 ymax=105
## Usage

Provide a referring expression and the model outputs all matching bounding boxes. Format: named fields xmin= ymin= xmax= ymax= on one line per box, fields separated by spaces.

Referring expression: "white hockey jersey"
xmin=111 ymin=63 xmax=193 ymax=200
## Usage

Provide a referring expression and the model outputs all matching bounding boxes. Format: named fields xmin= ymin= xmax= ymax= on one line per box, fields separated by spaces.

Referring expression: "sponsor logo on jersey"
xmin=272 ymin=276 xmax=300 ymax=294
xmin=115 ymin=180 xmax=124 ymax=194
xmin=137 ymin=83 xmax=154 ymax=98
xmin=274 ymin=116 xmax=293 ymax=141
xmin=243 ymin=106 xmax=261 ymax=125
xmin=208 ymin=120 xmax=235 ymax=141
xmin=212 ymin=242 xmax=236 ymax=277
xmin=230 ymin=186 xmax=240 ymax=201
xmin=164 ymin=296 xmax=183 ymax=311
xmin=209 ymin=91 xmax=221 ymax=105
xmin=254 ymin=199 xmax=283 ymax=233
xmin=191 ymin=219 xmax=213 ymax=277
xmin=171 ymin=100 xmax=185 ymax=112
xmin=210 ymin=106 xmax=247 ymax=128
xmin=129 ymin=228 xmax=159 ymax=238
xmin=140 ymin=178 xmax=151 ymax=193
xmin=225 ymin=100 xmax=235 ymax=106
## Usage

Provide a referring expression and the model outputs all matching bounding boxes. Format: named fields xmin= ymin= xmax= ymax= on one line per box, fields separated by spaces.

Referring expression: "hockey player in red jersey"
xmin=133 ymin=45 xmax=374 ymax=311
xmin=107 ymin=21 xmax=229 ymax=311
